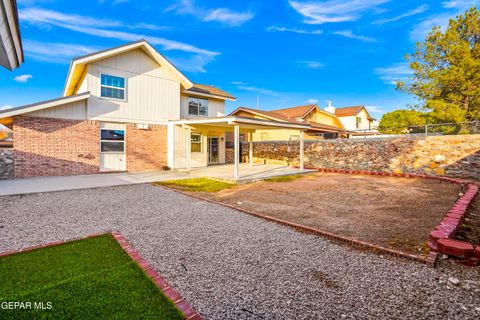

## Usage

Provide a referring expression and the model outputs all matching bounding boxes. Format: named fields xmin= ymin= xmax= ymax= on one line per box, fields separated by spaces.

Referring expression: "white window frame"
xmin=188 ymin=96 xmax=209 ymax=116
xmin=100 ymin=73 xmax=127 ymax=101
xmin=191 ymin=133 xmax=202 ymax=153
xmin=100 ymin=128 xmax=126 ymax=154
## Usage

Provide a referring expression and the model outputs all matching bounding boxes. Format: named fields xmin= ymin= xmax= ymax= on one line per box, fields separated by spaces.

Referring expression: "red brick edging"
xmin=0 ymin=232 xmax=202 ymax=320
xmin=157 ymin=185 xmax=438 ymax=266
xmin=299 ymin=166 xmax=480 ymax=264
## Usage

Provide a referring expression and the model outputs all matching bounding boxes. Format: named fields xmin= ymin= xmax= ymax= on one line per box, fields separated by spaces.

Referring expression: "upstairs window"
xmin=101 ymin=74 xmax=126 ymax=100
xmin=356 ymin=116 xmax=362 ymax=129
xmin=188 ymin=97 xmax=208 ymax=116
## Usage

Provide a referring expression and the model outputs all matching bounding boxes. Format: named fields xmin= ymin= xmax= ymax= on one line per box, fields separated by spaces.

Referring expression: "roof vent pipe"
xmin=325 ymin=100 xmax=336 ymax=114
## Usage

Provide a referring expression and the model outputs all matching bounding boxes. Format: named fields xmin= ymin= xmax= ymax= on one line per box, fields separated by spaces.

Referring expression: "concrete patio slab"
xmin=0 ymin=164 xmax=310 ymax=196
xmin=0 ymin=170 xmax=191 ymax=196
xmin=185 ymin=163 xmax=314 ymax=182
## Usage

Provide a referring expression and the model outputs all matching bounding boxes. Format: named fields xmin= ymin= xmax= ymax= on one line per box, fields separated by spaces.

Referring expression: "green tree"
xmin=378 ymin=109 xmax=426 ymax=134
xmin=397 ymin=7 xmax=480 ymax=122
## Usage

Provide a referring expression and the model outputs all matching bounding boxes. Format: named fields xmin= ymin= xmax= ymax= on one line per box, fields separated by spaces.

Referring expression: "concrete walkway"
xmin=0 ymin=170 xmax=191 ymax=196
xmin=0 ymin=164 xmax=311 ymax=196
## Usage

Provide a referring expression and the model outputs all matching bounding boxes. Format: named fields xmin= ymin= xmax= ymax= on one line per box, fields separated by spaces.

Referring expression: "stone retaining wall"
xmin=243 ymin=135 xmax=480 ymax=180
xmin=0 ymin=148 xmax=13 ymax=179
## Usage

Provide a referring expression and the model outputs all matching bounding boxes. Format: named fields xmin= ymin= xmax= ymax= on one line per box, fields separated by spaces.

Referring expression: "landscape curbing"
xmin=156 ymin=184 xmax=439 ymax=266
xmin=0 ymin=232 xmax=202 ymax=320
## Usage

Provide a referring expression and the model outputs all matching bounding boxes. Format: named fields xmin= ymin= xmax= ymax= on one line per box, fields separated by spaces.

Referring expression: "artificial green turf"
xmin=0 ymin=235 xmax=184 ymax=320
xmin=154 ymin=177 xmax=235 ymax=192
xmin=264 ymin=174 xmax=306 ymax=183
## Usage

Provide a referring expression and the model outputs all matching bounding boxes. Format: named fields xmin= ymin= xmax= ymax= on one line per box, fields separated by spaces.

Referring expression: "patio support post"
xmin=186 ymin=127 xmax=191 ymax=170
xmin=234 ymin=124 xmax=240 ymax=179
xmin=248 ymin=132 xmax=253 ymax=167
xmin=300 ymin=131 xmax=305 ymax=171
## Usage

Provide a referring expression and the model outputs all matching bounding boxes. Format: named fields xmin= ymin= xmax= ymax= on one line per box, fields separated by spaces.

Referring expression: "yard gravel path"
xmin=1 ymin=184 xmax=479 ymax=319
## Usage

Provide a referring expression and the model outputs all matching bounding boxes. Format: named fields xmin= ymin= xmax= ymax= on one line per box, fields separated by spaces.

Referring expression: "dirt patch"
xmin=207 ymin=173 xmax=461 ymax=255
xmin=455 ymin=195 xmax=480 ymax=246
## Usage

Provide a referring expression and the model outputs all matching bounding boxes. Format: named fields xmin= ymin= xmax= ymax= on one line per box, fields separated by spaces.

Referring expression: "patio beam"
xmin=300 ymin=131 xmax=305 ymax=171
xmin=249 ymin=132 xmax=253 ymax=167
xmin=186 ymin=127 xmax=191 ymax=170
xmin=234 ymin=124 xmax=240 ymax=179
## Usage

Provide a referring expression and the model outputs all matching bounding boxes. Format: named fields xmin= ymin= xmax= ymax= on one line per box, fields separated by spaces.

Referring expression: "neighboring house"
xmin=229 ymin=104 xmax=347 ymax=141
xmin=0 ymin=40 xmax=310 ymax=179
xmin=0 ymin=0 xmax=23 ymax=70
xmin=325 ymin=104 xmax=376 ymax=133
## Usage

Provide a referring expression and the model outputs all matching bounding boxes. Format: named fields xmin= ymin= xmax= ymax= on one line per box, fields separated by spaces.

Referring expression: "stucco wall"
xmin=243 ymin=135 xmax=480 ymax=180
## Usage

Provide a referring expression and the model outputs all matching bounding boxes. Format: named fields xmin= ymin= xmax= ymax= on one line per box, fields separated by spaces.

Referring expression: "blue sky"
xmin=1 ymin=0 xmax=479 ymax=117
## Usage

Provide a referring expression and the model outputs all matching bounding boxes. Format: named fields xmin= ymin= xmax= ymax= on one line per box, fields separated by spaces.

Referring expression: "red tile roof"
xmin=271 ymin=105 xmax=317 ymax=119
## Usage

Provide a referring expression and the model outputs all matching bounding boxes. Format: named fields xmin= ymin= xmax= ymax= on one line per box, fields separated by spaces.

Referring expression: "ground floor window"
xmin=191 ymin=133 xmax=202 ymax=152
xmin=101 ymin=129 xmax=125 ymax=152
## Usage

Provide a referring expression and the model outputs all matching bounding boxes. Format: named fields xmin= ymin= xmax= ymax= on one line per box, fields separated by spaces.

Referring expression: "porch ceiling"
xmin=173 ymin=116 xmax=310 ymax=132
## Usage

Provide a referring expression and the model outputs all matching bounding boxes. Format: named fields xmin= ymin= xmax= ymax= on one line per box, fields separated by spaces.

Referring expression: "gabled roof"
xmin=272 ymin=104 xmax=317 ymax=119
xmin=184 ymin=83 xmax=236 ymax=101
xmin=63 ymin=40 xmax=194 ymax=96
xmin=229 ymin=107 xmax=303 ymax=123
xmin=0 ymin=0 xmax=24 ymax=70
xmin=336 ymin=105 xmax=375 ymax=120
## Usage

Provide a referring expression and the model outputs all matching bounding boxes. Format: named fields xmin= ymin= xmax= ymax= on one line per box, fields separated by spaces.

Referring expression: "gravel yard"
xmin=0 ymin=184 xmax=479 ymax=319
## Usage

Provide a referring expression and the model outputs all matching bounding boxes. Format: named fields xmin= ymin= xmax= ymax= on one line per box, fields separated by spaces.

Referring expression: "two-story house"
xmin=325 ymin=104 xmax=376 ymax=133
xmin=0 ymin=40 xmax=310 ymax=179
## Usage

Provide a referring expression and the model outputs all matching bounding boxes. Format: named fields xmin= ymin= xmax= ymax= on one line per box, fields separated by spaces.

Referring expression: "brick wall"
xmin=243 ymin=135 xmax=480 ymax=180
xmin=13 ymin=116 xmax=100 ymax=178
xmin=126 ymin=124 xmax=168 ymax=172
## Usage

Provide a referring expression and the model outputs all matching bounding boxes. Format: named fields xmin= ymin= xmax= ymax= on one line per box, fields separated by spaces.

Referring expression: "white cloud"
xmin=267 ymin=26 xmax=323 ymax=35
xmin=333 ymin=30 xmax=376 ymax=42
xmin=0 ymin=105 xmax=14 ymax=111
xmin=236 ymin=85 xmax=279 ymax=96
xmin=13 ymin=74 xmax=33 ymax=83
xmin=365 ymin=105 xmax=385 ymax=114
xmin=375 ymin=62 xmax=413 ymax=85
xmin=373 ymin=5 xmax=428 ymax=24
xmin=289 ymin=0 xmax=391 ymax=24
xmin=410 ymin=1 xmax=480 ymax=41
xmin=231 ymin=81 xmax=245 ymax=85
xmin=307 ymin=99 xmax=319 ymax=104
xmin=441 ymin=0 xmax=479 ymax=9
xmin=20 ymin=8 xmax=167 ymax=31
xmin=203 ymin=8 xmax=254 ymax=27
xmin=166 ymin=0 xmax=253 ymax=27
xmin=296 ymin=60 xmax=324 ymax=69
xmin=19 ymin=8 xmax=219 ymax=72
xmin=23 ymin=39 xmax=99 ymax=63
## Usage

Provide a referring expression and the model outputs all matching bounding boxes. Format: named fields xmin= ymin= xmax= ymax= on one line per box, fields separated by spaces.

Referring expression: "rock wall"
xmin=0 ymin=148 xmax=13 ymax=179
xmin=243 ymin=135 xmax=480 ymax=180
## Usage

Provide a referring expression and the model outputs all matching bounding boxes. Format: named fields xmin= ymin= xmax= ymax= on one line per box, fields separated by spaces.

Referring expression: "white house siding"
xmin=180 ymin=94 xmax=225 ymax=119
xmin=339 ymin=110 xmax=372 ymax=131
xmin=0 ymin=0 xmax=22 ymax=70
xmin=172 ymin=125 xmax=226 ymax=169
xmin=85 ymin=49 xmax=181 ymax=124
xmin=25 ymin=100 xmax=88 ymax=120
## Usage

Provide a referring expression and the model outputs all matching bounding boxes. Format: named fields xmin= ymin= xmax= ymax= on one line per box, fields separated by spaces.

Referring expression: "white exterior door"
xmin=100 ymin=123 xmax=126 ymax=172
